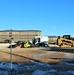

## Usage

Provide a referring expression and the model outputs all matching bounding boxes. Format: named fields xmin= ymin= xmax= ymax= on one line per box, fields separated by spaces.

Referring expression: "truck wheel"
xmin=36 ymin=44 xmax=39 ymax=47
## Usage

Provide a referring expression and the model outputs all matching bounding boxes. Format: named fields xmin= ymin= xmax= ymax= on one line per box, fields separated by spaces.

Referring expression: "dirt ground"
xmin=0 ymin=45 xmax=74 ymax=64
xmin=0 ymin=44 xmax=74 ymax=75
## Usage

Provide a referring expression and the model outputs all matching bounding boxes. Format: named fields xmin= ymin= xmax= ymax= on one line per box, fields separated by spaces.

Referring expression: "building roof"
xmin=48 ymin=36 xmax=58 ymax=38
xmin=0 ymin=29 xmax=41 ymax=32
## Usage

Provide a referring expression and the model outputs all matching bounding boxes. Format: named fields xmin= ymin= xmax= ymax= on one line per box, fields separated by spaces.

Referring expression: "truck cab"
xmin=32 ymin=36 xmax=48 ymax=47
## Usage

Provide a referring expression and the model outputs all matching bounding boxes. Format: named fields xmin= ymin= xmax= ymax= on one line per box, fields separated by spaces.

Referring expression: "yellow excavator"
xmin=57 ymin=35 xmax=74 ymax=47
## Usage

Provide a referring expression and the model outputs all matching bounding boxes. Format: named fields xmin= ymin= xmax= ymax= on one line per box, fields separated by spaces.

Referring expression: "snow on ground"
xmin=33 ymin=51 xmax=55 ymax=58
xmin=66 ymin=62 xmax=74 ymax=66
xmin=33 ymin=70 xmax=48 ymax=75
xmin=67 ymin=70 xmax=74 ymax=74
xmin=0 ymin=61 xmax=74 ymax=75
xmin=33 ymin=69 xmax=57 ymax=75
xmin=0 ymin=44 xmax=74 ymax=75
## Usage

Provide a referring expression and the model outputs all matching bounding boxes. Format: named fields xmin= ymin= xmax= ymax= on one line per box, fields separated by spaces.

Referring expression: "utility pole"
xmin=10 ymin=38 xmax=13 ymax=75
xmin=9 ymin=30 xmax=13 ymax=75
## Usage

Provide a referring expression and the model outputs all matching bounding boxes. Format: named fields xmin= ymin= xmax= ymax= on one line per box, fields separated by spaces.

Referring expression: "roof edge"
xmin=0 ymin=29 xmax=41 ymax=32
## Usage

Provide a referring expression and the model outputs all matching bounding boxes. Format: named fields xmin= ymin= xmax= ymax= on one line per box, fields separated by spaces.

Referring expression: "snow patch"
xmin=0 ymin=62 xmax=18 ymax=70
xmin=66 ymin=62 xmax=74 ymax=66
xmin=32 ymin=70 xmax=48 ymax=75
xmin=34 ymin=62 xmax=51 ymax=67
xmin=32 ymin=69 xmax=57 ymax=75
xmin=49 ymin=69 xmax=57 ymax=73
xmin=34 ymin=52 xmax=55 ymax=58
xmin=67 ymin=70 xmax=74 ymax=74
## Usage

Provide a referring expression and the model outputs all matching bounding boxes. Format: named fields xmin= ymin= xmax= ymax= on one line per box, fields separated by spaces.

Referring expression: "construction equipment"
xmin=8 ymin=41 xmax=32 ymax=48
xmin=32 ymin=36 xmax=48 ymax=47
xmin=57 ymin=35 xmax=74 ymax=47
xmin=23 ymin=41 xmax=32 ymax=48
xmin=8 ymin=36 xmax=48 ymax=48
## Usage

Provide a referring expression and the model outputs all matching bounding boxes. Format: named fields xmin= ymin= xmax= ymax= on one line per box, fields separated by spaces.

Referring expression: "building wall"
xmin=48 ymin=38 xmax=57 ymax=43
xmin=48 ymin=36 xmax=58 ymax=44
xmin=0 ymin=30 xmax=41 ymax=42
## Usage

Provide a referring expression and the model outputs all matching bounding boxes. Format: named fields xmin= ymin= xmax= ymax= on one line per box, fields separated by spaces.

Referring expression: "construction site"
xmin=0 ymin=30 xmax=74 ymax=75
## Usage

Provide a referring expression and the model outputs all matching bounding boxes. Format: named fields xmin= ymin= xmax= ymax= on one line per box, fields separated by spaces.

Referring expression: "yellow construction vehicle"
xmin=57 ymin=35 xmax=74 ymax=47
xmin=23 ymin=41 xmax=32 ymax=48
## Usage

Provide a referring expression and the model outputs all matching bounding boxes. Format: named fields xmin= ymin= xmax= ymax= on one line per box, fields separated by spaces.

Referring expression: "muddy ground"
xmin=0 ymin=44 xmax=74 ymax=75
xmin=0 ymin=46 xmax=74 ymax=63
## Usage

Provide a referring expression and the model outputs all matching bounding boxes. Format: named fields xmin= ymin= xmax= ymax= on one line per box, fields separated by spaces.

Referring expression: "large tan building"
xmin=0 ymin=30 xmax=41 ymax=42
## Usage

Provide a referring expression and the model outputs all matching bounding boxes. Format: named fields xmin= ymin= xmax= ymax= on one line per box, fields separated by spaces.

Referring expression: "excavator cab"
xmin=63 ymin=35 xmax=71 ymax=40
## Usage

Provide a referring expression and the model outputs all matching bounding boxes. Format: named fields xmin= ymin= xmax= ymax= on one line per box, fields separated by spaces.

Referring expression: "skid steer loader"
xmin=57 ymin=35 xmax=74 ymax=47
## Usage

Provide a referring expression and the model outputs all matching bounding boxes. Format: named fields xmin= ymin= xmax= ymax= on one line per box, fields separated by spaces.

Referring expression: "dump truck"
xmin=57 ymin=35 xmax=74 ymax=47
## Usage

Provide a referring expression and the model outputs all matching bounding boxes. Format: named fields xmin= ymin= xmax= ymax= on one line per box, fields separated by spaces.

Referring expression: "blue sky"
xmin=0 ymin=0 xmax=74 ymax=36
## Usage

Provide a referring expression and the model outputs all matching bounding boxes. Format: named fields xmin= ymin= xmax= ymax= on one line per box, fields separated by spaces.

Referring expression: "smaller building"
xmin=48 ymin=36 xmax=58 ymax=44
